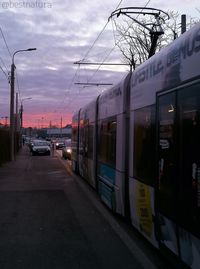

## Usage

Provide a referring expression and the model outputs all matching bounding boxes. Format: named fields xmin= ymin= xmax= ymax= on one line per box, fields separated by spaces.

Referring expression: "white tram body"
xmin=97 ymin=73 xmax=131 ymax=215
xmin=71 ymin=22 xmax=200 ymax=269
xmin=78 ymin=98 xmax=98 ymax=189
xmin=129 ymin=21 xmax=200 ymax=267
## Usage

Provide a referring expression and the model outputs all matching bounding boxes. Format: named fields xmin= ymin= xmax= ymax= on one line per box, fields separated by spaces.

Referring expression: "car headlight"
xmin=67 ymin=149 xmax=72 ymax=153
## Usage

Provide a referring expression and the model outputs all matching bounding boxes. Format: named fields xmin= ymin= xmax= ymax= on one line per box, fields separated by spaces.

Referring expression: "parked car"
xmin=62 ymin=139 xmax=72 ymax=160
xmin=31 ymin=140 xmax=51 ymax=156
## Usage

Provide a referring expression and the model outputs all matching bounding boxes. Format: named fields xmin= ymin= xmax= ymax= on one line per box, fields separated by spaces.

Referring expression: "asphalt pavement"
xmin=0 ymin=146 xmax=172 ymax=269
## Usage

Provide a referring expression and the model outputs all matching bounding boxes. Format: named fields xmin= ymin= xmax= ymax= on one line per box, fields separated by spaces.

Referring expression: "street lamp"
xmin=10 ymin=48 xmax=36 ymax=161
xmin=20 ymin=97 xmax=32 ymax=129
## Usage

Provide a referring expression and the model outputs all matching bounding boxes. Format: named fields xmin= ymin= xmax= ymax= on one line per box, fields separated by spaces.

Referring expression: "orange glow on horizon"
xmin=22 ymin=112 xmax=73 ymax=128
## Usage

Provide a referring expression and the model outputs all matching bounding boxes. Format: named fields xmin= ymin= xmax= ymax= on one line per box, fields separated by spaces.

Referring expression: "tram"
xmin=71 ymin=21 xmax=200 ymax=268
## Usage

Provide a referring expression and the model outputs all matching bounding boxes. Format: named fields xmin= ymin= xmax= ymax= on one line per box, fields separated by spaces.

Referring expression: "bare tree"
xmin=111 ymin=9 xmax=199 ymax=70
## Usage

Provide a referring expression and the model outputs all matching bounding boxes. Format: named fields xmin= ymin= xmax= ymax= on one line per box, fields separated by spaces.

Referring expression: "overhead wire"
xmin=0 ymin=64 xmax=8 ymax=80
xmin=0 ymin=50 xmax=9 ymax=81
xmin=0 ymin=25 xmax=12 ymax=80
xmin=81 ymin=0 xmax=124 ymax=62
xmin=0 ymin=25 xmax=25 ymax=105
xmin=75 ymin=0 xmax=125 ymax=83
xmin=15 ymin=71 xmax=22 ymax=103
xmin=0 ymin=24 xmax=24 ymax=121
xmin=0 ymin=55 xmax=9 ymax=74
xmin=74 ymin=0 xmax=125 ymax=85
xmin=54 ymin=0 xmax=125 ymax=117
xmin=82 ymin=22 xmax=110 ymax=62
xmin=0 ymin=27 xmax=12 ymax=58
xmin=54 ymin=64 xmax=81 ymax=115
xmin=87 ymin=0 xmax=152 ymax=83
xmin=73 ymin=1 xmax=125 ymax=86
xmin=54 ymin=0 xmax=152 ymax=119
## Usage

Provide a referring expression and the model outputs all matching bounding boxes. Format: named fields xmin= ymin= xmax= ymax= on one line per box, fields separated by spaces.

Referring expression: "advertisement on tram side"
xmin=129 ymin=179 xmax=158 ymax=247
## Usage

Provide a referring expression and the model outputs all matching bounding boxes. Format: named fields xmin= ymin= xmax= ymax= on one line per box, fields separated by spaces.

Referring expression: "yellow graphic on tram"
xmin=135 ymin=182 xmax=153 ymax=237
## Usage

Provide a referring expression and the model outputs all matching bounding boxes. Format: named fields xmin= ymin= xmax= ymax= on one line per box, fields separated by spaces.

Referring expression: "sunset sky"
xmin=0 ymin=0 xmax=199 ymax=128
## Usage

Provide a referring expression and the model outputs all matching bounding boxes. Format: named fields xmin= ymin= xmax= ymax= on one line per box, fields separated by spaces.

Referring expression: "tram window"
xmin=98 ymin=118 xmax=116 ymax=168
xmin=88 ymin=124 xmax=94 ymax=159
xmin=72 ymin=125 xmax=78 ymax=142
xmin=72 ymin=123 xmax=78 ymax=156
xmin=84 ymin=121 xmax=89 ymax=157
xmin=79 ymin=120 xmax=84 ymax=155
xmin=79 ymin=119 xmax=89 ymax=157
xmin=133 ymin=105 xmax=155 ymax=185
xmin=178 ymin=83 xmax=200 ymax=232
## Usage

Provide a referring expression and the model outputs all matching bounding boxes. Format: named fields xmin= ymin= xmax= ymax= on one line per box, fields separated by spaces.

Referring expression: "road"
xmin=0 ymin=146 xmax=172 ymax=269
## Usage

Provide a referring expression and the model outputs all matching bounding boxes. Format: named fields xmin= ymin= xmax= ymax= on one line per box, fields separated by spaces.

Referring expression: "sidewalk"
xmin=0 ymin=146 xmax=32 ymax=190
xmin=0 ymin=146 xmax=170 ymax=269
xmin=0 ymin=146 xmax=146 ymax=269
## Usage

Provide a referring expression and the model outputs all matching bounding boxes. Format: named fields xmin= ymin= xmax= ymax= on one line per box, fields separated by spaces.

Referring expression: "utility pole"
xmin=181 ymin=14 xmax=186 ymax=34
xmin=20 ymin=103 xmax=23 ymax=129
xmin=5 ymin=116 xmax=8 ymax=126
xmin=20 ymin=97 xmax=32 ymax=129
xmin=60 ymin=117 xmax=62 ymax=138
xmin=10 ymin=61 xmax=15 ymax=161
xmin=10 ymin=48 xmax=36 ymax=161
xmin=41 ymin=117 xmax=44 ymax=129
xmin=16 ymin=92 xmax=19 ymax=132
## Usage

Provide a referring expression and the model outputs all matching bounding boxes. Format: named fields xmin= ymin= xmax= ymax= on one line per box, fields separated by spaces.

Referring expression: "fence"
xmin=0 ymin=128 xmax=20 ymax=165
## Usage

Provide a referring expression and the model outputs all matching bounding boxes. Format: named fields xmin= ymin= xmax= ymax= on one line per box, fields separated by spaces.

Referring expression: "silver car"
xmin=31 ymin=140 xmax=51 ymax=156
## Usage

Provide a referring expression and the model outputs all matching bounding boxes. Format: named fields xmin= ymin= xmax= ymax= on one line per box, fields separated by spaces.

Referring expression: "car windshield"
xmin=34 ymin=141 xmax=48 ymax=146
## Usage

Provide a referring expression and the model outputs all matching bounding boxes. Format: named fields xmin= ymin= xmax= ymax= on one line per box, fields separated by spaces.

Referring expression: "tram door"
xmin=79 ymin=119 xmax=89 ymax=179
xmin=177 ymin=84 xmax=200 ymax=267
xmin=157 ymin=84 xmax=200 ymax=267
xmin=157 ymin=91 xmax=179 ymax=256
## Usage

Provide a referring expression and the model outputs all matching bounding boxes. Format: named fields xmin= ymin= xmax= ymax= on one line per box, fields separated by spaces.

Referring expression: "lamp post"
xmin=20 ymin=97 xmax=32 ymax=129
xmin=10 ymin=48 xmax=36 ymax=161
